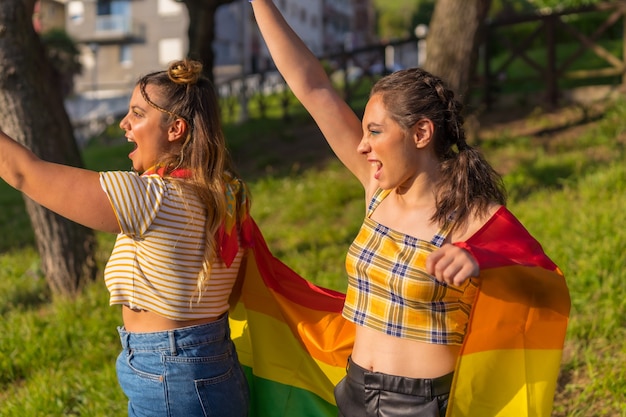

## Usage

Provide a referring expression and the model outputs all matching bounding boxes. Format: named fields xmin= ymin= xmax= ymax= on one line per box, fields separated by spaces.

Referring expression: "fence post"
xmin=623 ymin=6 xmax=626 ymax=87
xmin=545 ymin=15 xmax=558 ymax=108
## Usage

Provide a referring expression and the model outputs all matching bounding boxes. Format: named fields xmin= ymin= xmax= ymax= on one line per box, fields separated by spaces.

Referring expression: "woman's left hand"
xmin=426 ymin=244 xmax=479 ymax=286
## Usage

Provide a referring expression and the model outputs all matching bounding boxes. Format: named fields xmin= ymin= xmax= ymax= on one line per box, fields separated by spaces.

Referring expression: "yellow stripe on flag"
xmin=447 ymin=264 xmax=569 ymax=416
xmin=230 ymin=303 xmax=343 ymax=404
xmin=449 ymin=348 xmax=563 ymax=416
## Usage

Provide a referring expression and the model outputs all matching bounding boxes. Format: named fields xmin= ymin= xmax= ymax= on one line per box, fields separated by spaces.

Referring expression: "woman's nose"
xmin=357 ymin=137 xmax=370 ymax=154
xmin=119 ymin=114 xmax=128 ymax=130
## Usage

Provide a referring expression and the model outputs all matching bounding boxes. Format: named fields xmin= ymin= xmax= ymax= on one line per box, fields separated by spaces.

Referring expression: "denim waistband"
xmin=346 ymin=357 xmax=453 ymax=397
xmin=117 ymin=313 xmax=230 ymax=353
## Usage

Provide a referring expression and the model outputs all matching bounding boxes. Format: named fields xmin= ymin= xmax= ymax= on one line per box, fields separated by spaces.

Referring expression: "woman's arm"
xmin=0 ymin=129 xmax=120 ymax=233
xmin=250 ymin=0 xmax=370 ymax=185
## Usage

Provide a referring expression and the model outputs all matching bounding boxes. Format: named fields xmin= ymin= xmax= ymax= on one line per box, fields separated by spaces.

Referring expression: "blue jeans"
xmin=116 ymin=314 xmax=249 ymax=417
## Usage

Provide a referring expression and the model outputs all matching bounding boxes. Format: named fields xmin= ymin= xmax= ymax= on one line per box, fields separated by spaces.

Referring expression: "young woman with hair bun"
xmin=0 ymin=58 xmax=250 ymax=416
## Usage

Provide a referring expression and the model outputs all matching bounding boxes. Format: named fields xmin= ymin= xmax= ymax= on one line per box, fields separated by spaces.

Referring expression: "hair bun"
xmin=167 ymin=59 xmax=203 ymax=85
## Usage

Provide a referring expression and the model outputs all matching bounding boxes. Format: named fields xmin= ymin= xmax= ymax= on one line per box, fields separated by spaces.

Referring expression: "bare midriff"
xmin=350 ymin=325 xmax=461 ymax=378
xmin=121 ymin=305 xmax=221 ymax=333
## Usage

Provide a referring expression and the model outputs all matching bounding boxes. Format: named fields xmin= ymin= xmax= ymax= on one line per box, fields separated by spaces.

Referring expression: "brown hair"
xmin=138 ymin=59 xmax=245 ymax=296
xmin=370 ymin=68 xmax=506 ymax=230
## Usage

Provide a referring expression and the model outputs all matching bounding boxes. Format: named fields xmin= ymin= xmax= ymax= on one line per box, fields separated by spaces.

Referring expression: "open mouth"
xmin=372 ymin=161 xmax=382 ymax=179
xmin=127 ymin=137 xmax=138 ymax=157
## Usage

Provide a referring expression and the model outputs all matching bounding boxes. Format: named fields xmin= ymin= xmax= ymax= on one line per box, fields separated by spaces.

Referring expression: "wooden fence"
xmin=217 ymin=1 xmax=626 ymax=121
xmin=482 ymin=0 xmax=626 ymax=108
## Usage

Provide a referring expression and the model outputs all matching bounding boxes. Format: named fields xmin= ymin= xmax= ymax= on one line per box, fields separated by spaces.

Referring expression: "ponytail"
xmin=436 ymin=145 xmax=506 ymax=231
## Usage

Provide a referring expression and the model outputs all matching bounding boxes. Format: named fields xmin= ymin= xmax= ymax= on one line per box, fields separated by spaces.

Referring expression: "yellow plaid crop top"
xmin=343 ymin=189 xmax=478 ymax=345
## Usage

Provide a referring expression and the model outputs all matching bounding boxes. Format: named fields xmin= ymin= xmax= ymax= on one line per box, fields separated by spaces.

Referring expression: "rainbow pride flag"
xmin=228 ymin=219 xmax=354 ymax=416
xmin=448 ymin=208 xmax=570 ymax=416
xmin=228 ymin=208 xmax=570 ymax=416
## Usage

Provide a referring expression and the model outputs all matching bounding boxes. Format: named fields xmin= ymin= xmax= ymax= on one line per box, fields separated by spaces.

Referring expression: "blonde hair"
xmin=138 ymin=59 xmax=244 ymax=299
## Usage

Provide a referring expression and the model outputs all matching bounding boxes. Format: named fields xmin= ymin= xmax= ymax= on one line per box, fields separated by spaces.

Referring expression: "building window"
xmin=97 ymin=0 xmax=130 ymax=16
xmin=120 ymin=44 xmax=132 ymax=66
xmin=68 ymin=1 xmax=84 ymax=24
xmin=158 ymin=0 xmax=183 ymax=16
xmin=159 ymin=38 xmax=184 ymax=66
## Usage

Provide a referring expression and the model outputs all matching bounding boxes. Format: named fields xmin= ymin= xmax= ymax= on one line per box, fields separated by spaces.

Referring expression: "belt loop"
xmin=118 ymin=327 xmax=130 ymax=350
xmin=425 ymin=378 xmax=432 ymax=399
xmin=223 ymin=313 xmax=231 ymax=339
xmin=168 ymin=331 xmax=178 ymax=356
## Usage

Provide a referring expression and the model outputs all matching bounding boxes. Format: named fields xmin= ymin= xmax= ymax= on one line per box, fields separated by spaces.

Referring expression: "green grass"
xmin=1 ymin=95 xmax=626 ymax=415
xmin=248 ymin=161 xmax=363 ymax=291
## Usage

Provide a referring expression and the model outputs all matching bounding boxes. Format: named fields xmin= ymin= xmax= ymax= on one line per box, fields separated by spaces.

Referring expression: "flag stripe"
xmin=230 ymin=304 xmax=345 ymax=402
xmin=232 ymin=248 xmax=354 ymax=366
xmin=242 ymin=368 xmax=338 ymax=417
xmin=448 ymin=348 xmax=563 ymax=416
xmin=461 ymin=266 xmax=570 ymax=354
xmin=248 ymin=222 xmax=348 ymax=309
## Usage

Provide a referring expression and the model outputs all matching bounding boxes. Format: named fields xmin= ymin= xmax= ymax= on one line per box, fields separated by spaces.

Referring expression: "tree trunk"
xmin=180 ymin=0 xmax=237 ymax=84
xmin=424 ymin=0 xmax=492 ymax=100
xmin=0 ymin=0 xmax=97 ymax=297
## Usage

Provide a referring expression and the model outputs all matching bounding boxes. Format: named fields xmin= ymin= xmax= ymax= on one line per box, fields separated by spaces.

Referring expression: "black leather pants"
xmin=334 ymin=357 xmax=452 ymax=417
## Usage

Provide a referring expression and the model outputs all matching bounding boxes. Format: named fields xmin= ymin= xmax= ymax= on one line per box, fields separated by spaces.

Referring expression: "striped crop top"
xmin=99 ymin=171 xmax=243 ymax=321
xmin=343 ymin=189 xmax=478 ymax=345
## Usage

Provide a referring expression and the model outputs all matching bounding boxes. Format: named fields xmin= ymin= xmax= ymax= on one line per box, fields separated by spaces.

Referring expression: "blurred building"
xmin=33 ymin=0 xmax=66 ymax=33
xmin=36 ymin=0 xmax=373 ymax=96
xmin=350 ymin=0 xmax=376 ymax=50
xmin=241 ymin=0 xmax=326 ymax=76
xmin=322 ymin=0 xmax=376 ymax=53
xmin=62 ymin=0 xmax=185 ymax=97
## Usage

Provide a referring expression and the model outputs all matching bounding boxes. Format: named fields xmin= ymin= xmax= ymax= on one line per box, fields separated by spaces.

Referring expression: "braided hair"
xmin=370 ymin=68 xmax=506 ymax=230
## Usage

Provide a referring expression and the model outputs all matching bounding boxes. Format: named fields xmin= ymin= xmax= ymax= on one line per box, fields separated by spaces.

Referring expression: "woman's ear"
xmin=412 ymin=118 xmax=434 ymax=149
xmin=167 ymin=118 xmax=189 ymax=143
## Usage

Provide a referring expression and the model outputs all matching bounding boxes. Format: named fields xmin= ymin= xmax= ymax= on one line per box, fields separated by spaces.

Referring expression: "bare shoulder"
xmin=451 ymin=203 xmax=502 ymax=242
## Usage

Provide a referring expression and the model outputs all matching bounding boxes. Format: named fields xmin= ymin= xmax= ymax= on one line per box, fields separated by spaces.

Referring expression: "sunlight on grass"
xmin=250 ymin=160 xmax=362 ymax=291
xmin=0 ymin=281 xmax=125 ymax=416
xmin=509 ymin=159 xmax=626 ymax=416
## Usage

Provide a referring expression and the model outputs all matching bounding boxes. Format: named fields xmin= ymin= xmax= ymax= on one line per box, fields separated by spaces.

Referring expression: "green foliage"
xmin=373 ymin=0 xmax=427 ymax=39
xmin=81 ymin=141 xmax=133 ymax=172
xmin=527 ymin=0 xmax=603 ymax=10
xmin=40 ymin=29 xmax=81 ymax=67
xmin=489 ymin=0 xmax=536 ymax=16
xmin=0 ymin=248 xmax=48 ymax=316
xmin=372 ymin=0 xmax=608 ymax=43
xmin=0 ymin=183 xmax=33 ymax=251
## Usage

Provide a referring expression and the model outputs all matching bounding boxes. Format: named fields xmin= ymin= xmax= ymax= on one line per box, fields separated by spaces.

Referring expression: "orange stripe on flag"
xmin=462 ymin=265 xmax=570 ymax=354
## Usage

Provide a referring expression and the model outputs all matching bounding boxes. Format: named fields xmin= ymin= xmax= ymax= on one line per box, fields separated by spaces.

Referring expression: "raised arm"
xmin=250 ymin=0 xmax=370 ymax=185
xmin=0 ymin=130 xmax=120 ymax=233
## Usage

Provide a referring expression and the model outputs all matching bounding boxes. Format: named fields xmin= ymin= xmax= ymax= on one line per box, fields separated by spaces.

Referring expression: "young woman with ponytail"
xmin=249 ymin=1 xmax=513 ymax=415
